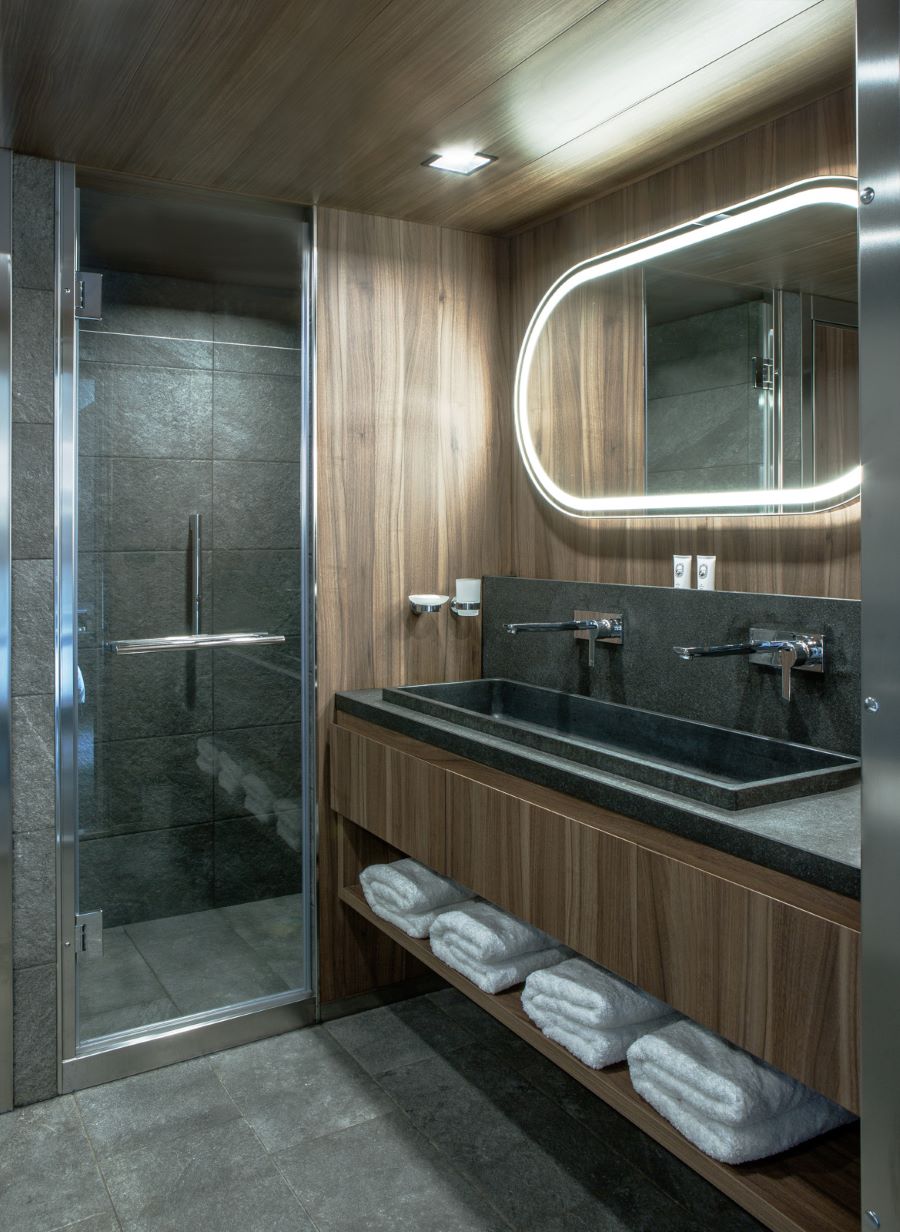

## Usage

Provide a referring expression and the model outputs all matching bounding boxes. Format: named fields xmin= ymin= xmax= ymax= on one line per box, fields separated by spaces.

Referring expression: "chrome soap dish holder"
xmin=409 ymin=594 xmax=449 ymax=615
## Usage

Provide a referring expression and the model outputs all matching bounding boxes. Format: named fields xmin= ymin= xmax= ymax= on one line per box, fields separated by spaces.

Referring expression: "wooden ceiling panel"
xmin=0 ymin=0 xmax=855 ymax=234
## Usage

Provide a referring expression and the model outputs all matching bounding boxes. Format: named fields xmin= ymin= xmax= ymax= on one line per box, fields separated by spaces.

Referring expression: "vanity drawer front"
xmin=446 ymin=771 xmax=638 ymax=982
xmin=329 ymin=725 xmax=447 ymax=871
xmin=635 ymin=847 xmax=859 ymax=1112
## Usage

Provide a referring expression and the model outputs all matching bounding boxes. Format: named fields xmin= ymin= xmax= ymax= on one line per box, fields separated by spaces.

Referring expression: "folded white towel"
xmin=524 ymin=958 xmax=671 ymax=1030
xmin=365 ymin=898 xmax=464 ymax=940
xmin=360 ymin=859 xmax=470 ymax=915
xmin=627 ymin=1018 xmax=825 ymax=1126
xmin=532 ymin=1009 xmax=678 ymax=1069
xmin=429 ymin=901 xmax=557 ymax=963
xmin=629 ymin=1068 xmax=854 ymax=1164
xmin=431 ymin=930 xmax=569 ymax=993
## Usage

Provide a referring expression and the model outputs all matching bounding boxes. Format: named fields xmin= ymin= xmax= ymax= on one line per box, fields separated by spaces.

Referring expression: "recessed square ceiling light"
xmin=423 ymin=149 xmax=496 ymax=175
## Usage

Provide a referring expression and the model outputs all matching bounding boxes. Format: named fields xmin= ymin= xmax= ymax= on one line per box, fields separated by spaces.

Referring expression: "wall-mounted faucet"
xmin=673 ymin=627 xmax=824 ymax=701
xmin=506 ymin=612 xmax=623 ymax=667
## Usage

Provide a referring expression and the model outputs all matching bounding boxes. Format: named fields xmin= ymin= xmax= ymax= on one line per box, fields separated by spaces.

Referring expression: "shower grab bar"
xmin=106 ymin=632 xmax=286 ymax=655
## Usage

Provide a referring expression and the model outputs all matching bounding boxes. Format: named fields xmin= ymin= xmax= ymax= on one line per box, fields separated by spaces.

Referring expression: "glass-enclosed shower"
xmin=56 ymin=169 xmax=315 ymax=1088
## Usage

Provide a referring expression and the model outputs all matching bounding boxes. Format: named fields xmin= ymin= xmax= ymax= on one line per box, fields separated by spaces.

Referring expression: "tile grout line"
xmin=69 ymin=1094 xmax=125 ymax=1231
xmin=205 ymin=1046 xmax=328 ymax=1232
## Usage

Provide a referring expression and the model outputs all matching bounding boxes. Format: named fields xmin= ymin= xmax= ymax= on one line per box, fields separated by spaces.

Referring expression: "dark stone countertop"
xmin=335 ymin=688 xmax=860 ymax=900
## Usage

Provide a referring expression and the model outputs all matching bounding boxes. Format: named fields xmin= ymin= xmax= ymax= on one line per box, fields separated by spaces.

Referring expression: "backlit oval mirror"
xmin=515 ymin=177 xmax=860 ymax=517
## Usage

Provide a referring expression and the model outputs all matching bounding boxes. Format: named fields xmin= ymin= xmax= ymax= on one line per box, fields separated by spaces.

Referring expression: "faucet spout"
xmin=505 ymin=616 xmax=623 ymax=668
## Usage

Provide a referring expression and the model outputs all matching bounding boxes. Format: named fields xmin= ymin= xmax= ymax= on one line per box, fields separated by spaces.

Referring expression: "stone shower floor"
xmin=2 ymin=990 xmax=766 ymax=1232
xmin=78 ymin=894 xmax=304 ymax=1041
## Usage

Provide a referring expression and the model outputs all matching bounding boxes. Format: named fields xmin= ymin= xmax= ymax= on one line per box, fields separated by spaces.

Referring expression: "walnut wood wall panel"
xmin=316 ymin=207 xmax=508 ymax=1002
xmin=504 ymin=89 xmax=861 ymax=599
xmin=1 ymin=1 xmax=852 ymax=233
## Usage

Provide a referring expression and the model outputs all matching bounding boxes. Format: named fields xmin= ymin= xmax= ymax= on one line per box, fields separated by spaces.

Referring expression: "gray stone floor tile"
xmin=209 ymin=1026 xmax=393 ymax=1152
xmin=0 ymin=1097 xmax=115 ymax=1232
xmin=427 ymin=988 xmax=537 ymax=1067
xmin=78 ymin=928 xmax=178 ymax=1042
xmin=275 ymin=1111 xmax=508 ymax=1232
xmin=75 ymin=1058 xmax=240 ymax=1159
xmin=125 ymin=907 xmax=288 ymax=1015
xmin=99 ymin=1118 xmax=312 ymax=1231
xmin=325 ymin=994 xmax=474 ymax=1074
xmin=49 ymin=1215 xmax=122 ymax=1232
xmin=220 ymin=895 xmax=305 ymax=989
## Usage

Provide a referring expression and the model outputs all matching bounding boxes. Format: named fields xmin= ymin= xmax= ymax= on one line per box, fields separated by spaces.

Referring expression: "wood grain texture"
xmin=445 ymin=772 xmax=638 ymax=979
xmin=340 ymin=884 xmax=860 ymax=1232
xmin=505 ymin=88 xmax=861 ymax=598
xmin=635 ymin=848 xmax=859 ymax=1111
xmin=337 ymin=712 xmax=860 ymax=932
xmin=316 ymin=208 xmax=508 ymax=1002
xmin=0 ymin=0 xmax=852 ymax=233
xmin=814 ymin=323 xmax=859 ymax=481
xmin=329 ymin=725 xmax=447 ymax=871
xmin=331 ymin=718 xmax=859 ymax=1106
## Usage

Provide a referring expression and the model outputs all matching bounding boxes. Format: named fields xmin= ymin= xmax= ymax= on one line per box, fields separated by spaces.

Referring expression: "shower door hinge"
xmin=751 ymin=355 xmax=776 ymax=390
xmin=74 ymin=910 xmax=103 ymax=959
xmin=74 ymin=271 xmax=103 ymax=320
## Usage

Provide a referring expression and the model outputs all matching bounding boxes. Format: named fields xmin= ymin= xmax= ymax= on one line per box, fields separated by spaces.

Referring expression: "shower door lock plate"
xmin=74 ymin=271 xmax=103 ymax=320
xmin=74 ymin=910 xmax=103 ymax=959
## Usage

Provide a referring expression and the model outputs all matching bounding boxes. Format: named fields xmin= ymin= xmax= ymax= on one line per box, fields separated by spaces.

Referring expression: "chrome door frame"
xmin=0 ymin=148 xmax=14 ymax=1113
xmin=858 ymin=0 xmax=900 ymax=1225
xmin=55 ymin=167 xmax=319 ymax=1093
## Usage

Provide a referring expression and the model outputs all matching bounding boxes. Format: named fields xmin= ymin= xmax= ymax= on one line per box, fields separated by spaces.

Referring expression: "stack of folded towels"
xmin=627 ymin=1018 xmax=855 ymax=1163
xmin=521 ymin=957 xmax=677 ymax=1068
xmin=359 ymin=859 xmax=473 ymax=938
xmin=430 ymin=901 xmax=570 ymax=994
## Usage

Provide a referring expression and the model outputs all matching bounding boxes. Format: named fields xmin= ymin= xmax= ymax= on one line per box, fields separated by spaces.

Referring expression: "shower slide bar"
xmin=107 ymin=632 xmax=286 ymax=655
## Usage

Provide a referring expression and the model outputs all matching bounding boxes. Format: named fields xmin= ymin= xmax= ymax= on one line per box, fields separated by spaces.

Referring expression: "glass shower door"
xmin=58 ymin=173 xmax=315 ymax=1074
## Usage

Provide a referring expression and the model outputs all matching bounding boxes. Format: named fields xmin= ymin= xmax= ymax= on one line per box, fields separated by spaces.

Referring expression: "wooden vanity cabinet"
xmin=329 ymin=715 xmax=859 ymax=1113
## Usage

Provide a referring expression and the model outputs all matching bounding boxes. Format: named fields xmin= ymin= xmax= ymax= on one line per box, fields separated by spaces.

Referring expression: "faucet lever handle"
xmin=778 ymin=644 xmax=799 ymax=702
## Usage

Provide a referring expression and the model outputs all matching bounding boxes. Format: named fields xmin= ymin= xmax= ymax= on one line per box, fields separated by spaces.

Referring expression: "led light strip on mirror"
xmin=514 ymin=176 xmax=860 ymax=518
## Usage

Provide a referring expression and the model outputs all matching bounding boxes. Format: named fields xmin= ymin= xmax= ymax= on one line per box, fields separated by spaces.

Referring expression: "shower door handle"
xmin=106 ymin=632 xmax=286 ymax=655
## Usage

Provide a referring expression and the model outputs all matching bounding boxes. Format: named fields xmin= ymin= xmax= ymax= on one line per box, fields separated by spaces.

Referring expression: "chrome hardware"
xmin=673 ymin=627 xmax=824 ymax=702
xmin=107 ymin=632 xmax=286 ymax=655
xmin=506 ymin=612 xmax=623 ymax=668
xmin=74 ymin=270 xmax=102 ymax=320
xmin=450 ymin=599 xmax=480 ymax=617
xmin=74 ymin=911 xmax=103 ymax=960
xmin=865 ymin=1211 xmax=880 ymax=1229
xmin=190 ymin=513 xmax=202 ymax=636
xmin=409 ymin=594 xmax=449 ymax=615
xmin=860 ymin=186 xmax=876 ymax=205
xmin=865 ymin=696 xmax=880 ymax=713
xmin=751 ymin=355 xmax=776 ymax=390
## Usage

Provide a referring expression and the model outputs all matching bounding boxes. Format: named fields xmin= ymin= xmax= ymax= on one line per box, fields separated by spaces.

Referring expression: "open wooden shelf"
xmin=340 ymin=884 xmax=860 ymax=1232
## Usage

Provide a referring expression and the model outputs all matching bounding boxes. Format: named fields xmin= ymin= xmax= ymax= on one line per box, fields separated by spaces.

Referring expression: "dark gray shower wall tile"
xmin=11 ymin=288 xmax=54 ymax=422
xmin=78 ymin=551 xmax=102 ymax=648
xmin=213 ymin=371 xmax=300 ymax=461
xmin=78 ymin=454 xmax=101 ymax=554
xmin=213 ymin=341 xmax=300 ymax=376
xmin=90 ymin=271 xmax=215 ymax=339
xmin=79 ymin=823 xmax=215 ymax=928
xmin=12 ymin=422 xmax=53 ymax=559
xmin=94 ymin=649 xmax=212 ymax=740
xmin=211 ymin=549 xmax=300 ymax=634
xmin=646 ymin=384 xmax=750 ymax=474
xmin=212 ymin=722 xmax=301 ymax=823
xmin=213 ymin=283 xmax=300 ymax=348
xmin=212 ymin=640 xmax=302 ymax=730
xmin=213 ymin=815 xmax=300 ymax=907
xmin=646 ymin=464 xmax=755 ymax=495
xmin=101 ymin=550 xmax=212 ymax=642
xmin=13 ymin=963 xmax=57 ymax=1105
xmin=78 ymin=329 xmax=213 ymax=371
xmin=647 ymin=302 xmax=752 ymax=399
xmin=103 ymin=458 xmax=212 ymax=552
xmin=13 ymin=828 xmax=56 ymax=967
xmin=79 ymin=361 xmax=213 ymax=459
xmin=84 ymin=733 xmax=214 ymax=838
xmin=12 ymin=695 xmax=55 ymax=834
xmin=12 ymin=155 xmax=55 ymax=291
xmin=213 ymin=460 xmax=300 ymax=549
xmin=12 ymin=558 xmax=54 ymax=696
